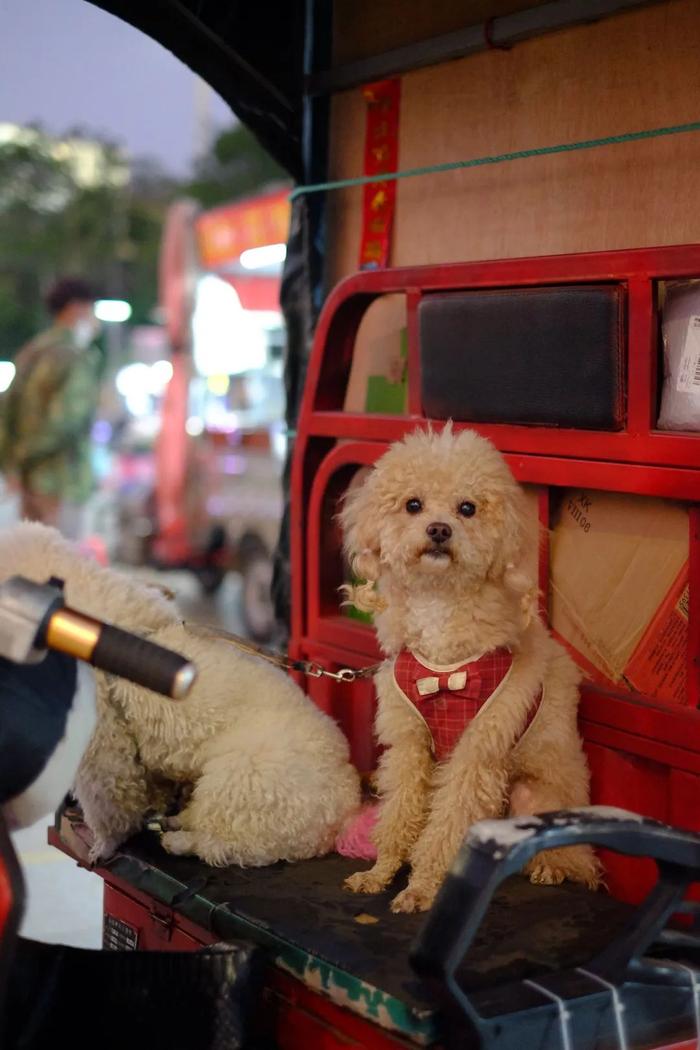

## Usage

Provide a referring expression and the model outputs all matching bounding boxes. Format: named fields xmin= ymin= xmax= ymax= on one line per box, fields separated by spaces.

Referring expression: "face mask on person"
xmin=73 ymin=318 xmax=97 ymax=349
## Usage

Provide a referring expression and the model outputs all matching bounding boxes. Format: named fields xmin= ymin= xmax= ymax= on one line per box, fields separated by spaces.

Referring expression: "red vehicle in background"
xmin=116 ymin=188 xmax=290 ymax=640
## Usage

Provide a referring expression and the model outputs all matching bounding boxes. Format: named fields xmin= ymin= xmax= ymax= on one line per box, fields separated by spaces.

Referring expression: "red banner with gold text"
xmin=196 ymin=188 xmax=291 ymax=271
xmin=358 ymin=79 xmax=401 ymax=271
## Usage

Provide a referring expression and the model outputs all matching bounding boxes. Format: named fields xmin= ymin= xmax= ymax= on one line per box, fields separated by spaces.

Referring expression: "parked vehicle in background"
xmin=110 ymin=189 xmax=289 ymax=640
xmin=112 ymin=411 xmax=285 ymax=643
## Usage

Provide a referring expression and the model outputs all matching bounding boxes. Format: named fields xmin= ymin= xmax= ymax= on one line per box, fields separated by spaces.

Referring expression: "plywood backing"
xmin=332 ymin=0 xmax=548 ymax=64
xmin=343 ymin=294 xmax=407 ymax=412
xmin=326 ymin=0 xmax=700 ymax=287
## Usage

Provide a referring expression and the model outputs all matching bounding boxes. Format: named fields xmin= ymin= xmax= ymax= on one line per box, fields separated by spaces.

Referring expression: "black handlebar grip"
xmin=91 ymin=624 xmax=197 ymax=699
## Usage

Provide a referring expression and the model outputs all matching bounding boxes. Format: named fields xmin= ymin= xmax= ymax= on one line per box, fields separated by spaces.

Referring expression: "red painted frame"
xmin=33 ymin=244 xmax=700 ymax=1050
xmin=289 ymin=243 xmax=700 ymax=907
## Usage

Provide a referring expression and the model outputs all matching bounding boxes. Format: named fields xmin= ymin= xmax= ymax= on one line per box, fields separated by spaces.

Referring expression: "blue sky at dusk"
xmin=1 ymin=0 xmax=232 ymax=174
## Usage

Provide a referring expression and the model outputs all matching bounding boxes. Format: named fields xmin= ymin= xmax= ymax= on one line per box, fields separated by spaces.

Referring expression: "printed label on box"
xmin=676 ymin=316 xmax=700 ymax=393
xmin=550 ymin=489 xmax=689 ymax=699
xmin=624 ymin=571 xmax=688 ymax=705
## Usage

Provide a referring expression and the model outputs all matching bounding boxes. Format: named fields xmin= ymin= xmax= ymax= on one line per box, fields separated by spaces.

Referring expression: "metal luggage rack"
xmin=414 ymin=807 xmax=700 ymax=1050
xmin=288 ymin=245 xmax=700 ymax=906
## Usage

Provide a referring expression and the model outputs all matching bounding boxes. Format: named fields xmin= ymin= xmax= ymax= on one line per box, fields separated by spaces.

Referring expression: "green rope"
xmin=289 ymin=119 xmax=700 ymax=201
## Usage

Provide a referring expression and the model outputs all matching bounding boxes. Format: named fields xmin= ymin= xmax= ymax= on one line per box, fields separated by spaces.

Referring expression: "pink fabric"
xmin=77 ymin=536 xmax=109 ymax=566
xmin=335 ymin=803 xmax=379 ymax=860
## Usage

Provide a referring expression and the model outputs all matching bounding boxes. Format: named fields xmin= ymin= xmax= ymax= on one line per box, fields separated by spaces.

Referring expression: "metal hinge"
xmin=149 ymin=903 xmax=174 ymax=941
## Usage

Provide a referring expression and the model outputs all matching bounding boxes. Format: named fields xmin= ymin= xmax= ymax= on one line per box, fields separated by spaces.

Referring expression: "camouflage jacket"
xmin=1 ymin=325 xmax=102 ymax=504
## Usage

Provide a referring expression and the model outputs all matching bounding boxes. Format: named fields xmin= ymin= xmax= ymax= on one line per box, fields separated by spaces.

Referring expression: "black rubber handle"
xmin=91 ymin=624 xmax=197 ymax=699
xmin=412 ymin=808 xmax=700 ymax=991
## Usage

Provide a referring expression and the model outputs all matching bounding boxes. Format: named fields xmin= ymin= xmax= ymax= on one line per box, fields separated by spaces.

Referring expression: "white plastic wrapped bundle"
xmin=658 ymin=281 xmax=700 ymax=431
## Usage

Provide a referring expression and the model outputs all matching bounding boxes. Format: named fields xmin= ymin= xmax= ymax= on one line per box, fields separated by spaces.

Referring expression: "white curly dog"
xmin=0 ymin=522 xmax=360 ymax=866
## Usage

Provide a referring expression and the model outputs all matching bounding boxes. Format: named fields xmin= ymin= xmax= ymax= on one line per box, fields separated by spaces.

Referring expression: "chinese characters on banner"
xmin=195 ymin=188 xmax=291 ymax=271
xmin=359 ymin=79 xmax=401 ymax=270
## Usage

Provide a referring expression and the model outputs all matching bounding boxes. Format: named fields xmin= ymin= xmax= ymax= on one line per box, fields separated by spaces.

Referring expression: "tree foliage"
xmin=0 ymin=121 xmax=280 ymax=358
xmin=184 ymin=124 xmax=285 ymax=209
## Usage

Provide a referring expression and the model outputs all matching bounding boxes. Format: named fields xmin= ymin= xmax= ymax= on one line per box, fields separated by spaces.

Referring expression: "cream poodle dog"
xmin=0 ymin=522 xmax=360 ymax=866
xmin=341 ymin=426 xmax=599 ymax=913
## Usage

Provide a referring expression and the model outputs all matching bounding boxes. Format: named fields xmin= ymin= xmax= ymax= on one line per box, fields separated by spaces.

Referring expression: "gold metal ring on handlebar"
xmin=46 ymin=610 xmax=100 ymax=661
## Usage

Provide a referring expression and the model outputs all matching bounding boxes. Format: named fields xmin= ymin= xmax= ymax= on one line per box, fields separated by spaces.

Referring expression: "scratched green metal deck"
xmin=84 ymin=830 xmax=633 ymax=1046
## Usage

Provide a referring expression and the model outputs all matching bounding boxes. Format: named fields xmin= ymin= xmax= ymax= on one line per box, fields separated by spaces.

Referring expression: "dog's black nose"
xmin=426 ymin=521 xmax=452 ymax=544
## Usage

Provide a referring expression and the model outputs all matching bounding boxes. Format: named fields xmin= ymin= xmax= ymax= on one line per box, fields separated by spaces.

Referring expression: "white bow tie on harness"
xmin=416 ymin=670 xmax=468 ymax=697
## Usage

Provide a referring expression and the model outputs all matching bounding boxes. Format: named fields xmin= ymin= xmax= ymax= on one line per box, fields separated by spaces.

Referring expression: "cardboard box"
xmin=550 ymin=489 xmax=689 ymax=705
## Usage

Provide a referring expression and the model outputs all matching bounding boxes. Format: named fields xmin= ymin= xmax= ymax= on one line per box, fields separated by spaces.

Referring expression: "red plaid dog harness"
xmin=392 ymin=648 xmax=541 ymax=761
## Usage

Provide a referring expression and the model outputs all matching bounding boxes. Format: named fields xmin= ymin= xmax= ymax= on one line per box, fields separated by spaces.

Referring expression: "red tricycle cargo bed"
xmin=49 ymin=245 xmax=700 ymax=1050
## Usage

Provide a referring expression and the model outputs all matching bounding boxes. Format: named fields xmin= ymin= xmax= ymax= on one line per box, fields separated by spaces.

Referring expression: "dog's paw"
xmin=344 ymin=868 xmax=391 ymax=895
xmin=88 ymin=837 xmax=119 ymax=865
xmin=161 ymin=830 xmax=196 ymax=857
xmin=390 ymin=883 xmax=436 ymax=914
xmin=558 ymin=845 xmax=603 ymax=890
xmin=526 ymin=846 xmax=601 ymax=890
xmin=527 ymin=860 xmax=566 ymax=886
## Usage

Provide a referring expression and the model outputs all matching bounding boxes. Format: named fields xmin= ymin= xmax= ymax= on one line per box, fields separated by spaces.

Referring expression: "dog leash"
xmin=184 ymin=622 xmax=382 ymax=684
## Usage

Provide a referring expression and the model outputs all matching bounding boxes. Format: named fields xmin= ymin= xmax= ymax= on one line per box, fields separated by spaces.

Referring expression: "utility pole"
xmin=193 ymin=76 xmax=213 ymax=163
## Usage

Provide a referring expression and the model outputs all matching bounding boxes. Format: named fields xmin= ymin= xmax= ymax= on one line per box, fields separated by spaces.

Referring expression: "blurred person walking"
xmin=0 ymin=278 xmax=104 ymax=539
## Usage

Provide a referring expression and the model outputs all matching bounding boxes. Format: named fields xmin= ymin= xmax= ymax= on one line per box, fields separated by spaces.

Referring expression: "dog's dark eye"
xmin=458 ymin=501 xmax=477 ymax=518
xmin=405 ymin=498 xmax=422 ymax=514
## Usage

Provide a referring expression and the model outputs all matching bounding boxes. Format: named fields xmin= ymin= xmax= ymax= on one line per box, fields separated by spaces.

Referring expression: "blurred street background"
xmin=1 ymin=0 xmax=290 ymax=643
xmin=1 ymin=0 xmax=290 ymax=947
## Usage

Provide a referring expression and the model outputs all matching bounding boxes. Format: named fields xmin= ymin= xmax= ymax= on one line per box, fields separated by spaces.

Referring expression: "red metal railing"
xmin=289 ymin=244 xmax=700 ymax=903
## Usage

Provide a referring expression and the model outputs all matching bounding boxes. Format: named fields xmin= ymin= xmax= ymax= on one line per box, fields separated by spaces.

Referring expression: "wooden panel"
xmin=327 ymin=0 xmax=700 ymax=286
xmin=332 ymin=0 xmax=546 ymax=64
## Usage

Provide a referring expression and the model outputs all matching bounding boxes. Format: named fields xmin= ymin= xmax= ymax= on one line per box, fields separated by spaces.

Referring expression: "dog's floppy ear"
xmin=481 ymin=466 xmax=541 ymax=625
xmin=487 ymin=480 xmax=529 ymax=581
xmin=339 ymin=467 xmax=383 ymax=613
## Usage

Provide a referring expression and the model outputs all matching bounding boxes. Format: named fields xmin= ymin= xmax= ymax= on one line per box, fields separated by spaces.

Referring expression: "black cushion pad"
xmin=419 ymin=285 xmax=626 ymax=429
